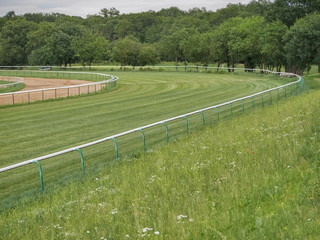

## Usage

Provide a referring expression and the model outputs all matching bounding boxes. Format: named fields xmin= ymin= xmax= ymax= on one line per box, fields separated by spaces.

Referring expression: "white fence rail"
xmin=0 ymin=67 xmax=304 ymax=192
xmin=0 ymin=70 xmax=118 ymax=105
xmin=0 ymin=76 xmax=24 ymax=88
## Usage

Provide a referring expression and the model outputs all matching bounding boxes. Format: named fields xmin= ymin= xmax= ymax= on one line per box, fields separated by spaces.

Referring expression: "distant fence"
xmin=0 ymin=70 xmax=118 ymax=105
xmin=0 ymin=67 xmax=304 ymax=193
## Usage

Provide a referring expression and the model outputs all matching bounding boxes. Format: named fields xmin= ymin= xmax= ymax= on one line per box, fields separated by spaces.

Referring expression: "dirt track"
xmin=0 ymin=78 xmax=103 ymax=105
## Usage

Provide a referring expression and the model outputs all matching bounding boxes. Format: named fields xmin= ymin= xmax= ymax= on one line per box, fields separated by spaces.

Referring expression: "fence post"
xmin=28 ymin=92 xmax=30 ymax=103
xmin=213 ymin=107 xmax=219 ymax=120
xmin=199 ymin=111 xmax=205 ymax=125
xmin=240 ymin=100 xmax=245 ymax=112
xmin=162 ymin=122 xmax=169 ymax=142
xmin=290 ymin=85 xmax=292 ymax=95
xmin=277 ymin=88 xmax=280 ymax=101
xmin=261 ymin=95 xmax=264 ymax=107
xmin=42 ymin=90 xmax=44 ymax=101
xmin=268 ymin=91 xmax=272 ymax=104
xmin=110 ymin=137 xmax=119 ymax=159
xmin=251 ymin=96 xmax=255 ymax=109
xmin=74 ymin=148 xmax=85 ymax=174
xmin=55 ymin=89 xmax=57 ymax=99
xmin=33 ymin=161 xmax=44 ymax=192
xmin=228 ymin=103 xmax=232 ymax=115
xmin=182 ymin=116 xmax=188 ymax=134
xmin=138 ymin=129 xmax=146 ymax=151
xmin=12 ymin=94 xmax=14 ymax=105
xmin=284 ymin=87 xmax=287 ymax=98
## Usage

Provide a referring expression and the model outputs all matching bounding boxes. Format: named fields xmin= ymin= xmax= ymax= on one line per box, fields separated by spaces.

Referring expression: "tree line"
xmin=0 ymin=0 xmax=320 ymax=74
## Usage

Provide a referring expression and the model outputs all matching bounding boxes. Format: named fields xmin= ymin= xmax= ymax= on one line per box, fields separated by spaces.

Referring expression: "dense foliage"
xmin=0 ymin=0 xmax=319 ymax=73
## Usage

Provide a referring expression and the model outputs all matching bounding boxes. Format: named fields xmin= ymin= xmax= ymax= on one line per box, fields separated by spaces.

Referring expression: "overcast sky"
xmin=0 ymin=0 xmax=252 ymax=18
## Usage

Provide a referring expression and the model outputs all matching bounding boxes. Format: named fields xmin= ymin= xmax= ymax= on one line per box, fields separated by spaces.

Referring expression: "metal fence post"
xmin=138 ymin=129 xmax=146 ymax=151
xmin=162 ymin=122 xmax=169 ymax=142
xmin=182 ymin=116 xmax=188 ymax=134
xmin=277 ymin=88 xmax=280 ymax=101
xmin=284 ymin=87 xmax=287 ymax=98
xmin=240 ymin=100 xmax=245 ymax=112
xmin=268 ymin=91 xmax=272 ymax=104
xmin=251 ymin=96 xmax=255 ymax=109
xmin=213 ymin=107 xmax=219 ymax=120
xmin=228 ymin=103 xmax=232 ymax=115
xmin=261 ymin=95 xmax=264 ymax=107
xmin=33 ymin=161 xmax=44 ymax=192
xmin=199 ymin=111 xmax=205 ymax=125
xmin=75 ymin=148 xmax=85 ymax=174
xmin=111 ymin=137 xmax=119 ymax=159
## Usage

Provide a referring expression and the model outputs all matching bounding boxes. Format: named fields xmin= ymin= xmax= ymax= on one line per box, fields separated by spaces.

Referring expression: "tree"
xmin=0 ymin=19 xmax=37 ymax=65
xmin=27 ymin=22 xmax=57 ymax=65
xmin=72 ymin=33 xmax=109 ymax=66
xmin=260 ymin=20 xmax=287 ymax=71
xmin=112 ymin=36 xmax=141 ymax=66
xmin=284 ymin=13 xmax=320 ymax=74
xmin=266 ymin=0 xmax=320 ymax=26
xmin=228 ymin=16 xmax=265 ymax=69
xmin=100 ymin=8 xmax=120 ymax=18
xmin=180 ymin=31 xmax=213 ymax=68
xmin=138 ymin=44 xmax=159 ymax=66
xmin=210 ymin=17 xmax=242 ymax=69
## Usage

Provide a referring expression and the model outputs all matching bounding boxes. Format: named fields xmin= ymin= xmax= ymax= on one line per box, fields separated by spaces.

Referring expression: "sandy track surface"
xmin=0 ymin=78 xmax=103 ymax=105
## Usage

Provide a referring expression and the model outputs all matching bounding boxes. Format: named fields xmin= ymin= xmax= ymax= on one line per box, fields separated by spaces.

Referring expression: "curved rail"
xmin=0 ymin=71 xmax=118 ymax=104
xmin=0 ymin=76 xmax=24 ymax=88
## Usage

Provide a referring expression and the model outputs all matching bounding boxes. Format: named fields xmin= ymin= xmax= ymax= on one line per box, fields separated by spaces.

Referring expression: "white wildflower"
xmin=142 ymin=227 xmax=153 ymax=233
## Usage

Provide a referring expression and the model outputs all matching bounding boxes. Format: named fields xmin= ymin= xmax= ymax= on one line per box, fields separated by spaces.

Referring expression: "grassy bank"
xmin=0 ymin=75 xmax=318 ymax=239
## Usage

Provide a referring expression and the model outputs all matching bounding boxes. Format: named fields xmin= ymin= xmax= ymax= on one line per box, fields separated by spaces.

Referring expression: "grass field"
xmin=0 ymin=73 xmax=318 ymax=239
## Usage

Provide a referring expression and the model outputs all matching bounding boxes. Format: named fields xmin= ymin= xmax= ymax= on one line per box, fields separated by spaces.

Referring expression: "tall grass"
xmin=0 ymin=76 xmax=318 ymax=239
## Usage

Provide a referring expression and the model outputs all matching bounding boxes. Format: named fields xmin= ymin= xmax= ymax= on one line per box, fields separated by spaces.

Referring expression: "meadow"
xmin=0 ymin=72 xmax=318 ymax=239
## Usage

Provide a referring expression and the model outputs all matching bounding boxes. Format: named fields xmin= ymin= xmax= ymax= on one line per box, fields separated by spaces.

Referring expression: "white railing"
xmin=0 ymin=70 xmax=118 ymax=104
xmin=0 ymin=76 xmax=24 ymax=88
xmin=0 ymin=67 xmax=304 ymax=192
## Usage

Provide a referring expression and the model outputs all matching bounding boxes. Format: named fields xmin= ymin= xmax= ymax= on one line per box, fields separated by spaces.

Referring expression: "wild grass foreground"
xmin=0 ymin=77 xmax=319 ymax=239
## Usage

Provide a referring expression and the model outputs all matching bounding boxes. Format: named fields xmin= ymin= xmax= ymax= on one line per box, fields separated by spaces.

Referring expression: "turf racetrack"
xmin=0 ymin=70 xmax=290 ymax=208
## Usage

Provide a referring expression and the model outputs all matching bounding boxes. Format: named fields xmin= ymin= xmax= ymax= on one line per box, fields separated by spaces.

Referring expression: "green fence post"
xmin=277 ymin=88 xmax=280 ymax=101
xmin=138 ymin=129 xmax=146 ymax=152
xmin=251 ymin=96 xmax=255 ymax=109
xmin=33 ymin=161 xmax=44 ymax=192
xmin=111 ymin=137 xmax=119 ymax=159
xmin=182 ymin=116 xmax=189 ymax=134
xmin=228 ymin=103 xmax=232 ymax=115
xmin=284 ymin=87 xmax=287 ymax=98
xmin=199 ymin=111 xmax=206 ymax=125
xmin=261 ymin=95 xmax=264 ymax=107
xmin=268 ymin=91 xmax=272 ymax=104
xmin=240 ymin=100 xmax=245 ymax=112
xmin=162 ymin=122 xmax=169 ymax=142
xmin=75 ymin=148 xmax=85 ymax=174
xmin=213 ymin=107 xmax=219 ymax=120
xmin=290 ymin=85 xmax=292 ymax=95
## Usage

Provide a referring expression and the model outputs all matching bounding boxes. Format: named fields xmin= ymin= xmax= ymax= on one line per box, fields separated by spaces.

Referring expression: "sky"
xmin=0 ymin=0 xmax=252 ymax=18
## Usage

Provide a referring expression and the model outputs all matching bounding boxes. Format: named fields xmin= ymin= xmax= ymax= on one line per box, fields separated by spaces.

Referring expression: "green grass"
xmin=0 ymin=75 xmax=318 ymax=239
xmin=0 ymin=70 xmax=296 ymax=211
